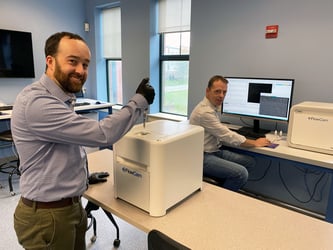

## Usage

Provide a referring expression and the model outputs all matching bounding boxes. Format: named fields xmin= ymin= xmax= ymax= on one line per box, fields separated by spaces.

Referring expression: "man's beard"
xmin=54 ymin=61 xmax=86 ymax=93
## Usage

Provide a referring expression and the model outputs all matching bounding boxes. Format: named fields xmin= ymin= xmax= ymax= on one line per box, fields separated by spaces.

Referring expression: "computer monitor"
xmin=75 ymin=89 xmax=84 ymax=98
xmin=222 ymin=76 xmax=295 ymax=134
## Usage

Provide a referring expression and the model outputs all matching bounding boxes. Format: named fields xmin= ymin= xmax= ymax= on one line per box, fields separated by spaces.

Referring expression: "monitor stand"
xmin=253 ymin=119 xmax=270 ymax=134
xmin=238 ymin=119 xmax=270 ymax=139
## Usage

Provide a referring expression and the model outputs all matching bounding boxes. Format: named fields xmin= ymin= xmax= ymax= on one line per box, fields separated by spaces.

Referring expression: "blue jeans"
xmin=204 ymin=149 xmax=256 ymax=191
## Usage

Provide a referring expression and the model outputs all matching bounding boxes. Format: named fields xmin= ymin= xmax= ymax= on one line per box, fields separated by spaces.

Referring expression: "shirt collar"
xmin=39 ymin=73 xmax=76 ymax=104
xmin=203 ymin=96 xmax=221 ymax=113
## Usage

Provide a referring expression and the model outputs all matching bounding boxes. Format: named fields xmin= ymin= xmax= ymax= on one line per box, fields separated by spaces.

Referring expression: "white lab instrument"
xmin=287 ymin=101 xmax=333 ymax=155
xmin=113 ymin=120 xmax=204 ymax=217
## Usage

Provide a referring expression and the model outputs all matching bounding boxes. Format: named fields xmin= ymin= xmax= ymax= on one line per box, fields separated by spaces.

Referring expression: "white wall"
xmin=0 ymin=0 xmax=86 ymax=104
xmin=1 ymin=0 xmax=333 ymax=123
xmin=189 ymin=0 xmax=333 ymax=124
xmin=85 ymin=0 xmax=159 ymax=114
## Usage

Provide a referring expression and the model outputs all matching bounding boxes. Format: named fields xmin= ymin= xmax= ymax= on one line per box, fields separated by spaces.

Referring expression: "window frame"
xmin=159 ymin=31 xmax=190 ymax=116
xmin=106 ymin=58 xmax=122 ymax=104
xmin=101 ymin=6 xmax=123 ymax=105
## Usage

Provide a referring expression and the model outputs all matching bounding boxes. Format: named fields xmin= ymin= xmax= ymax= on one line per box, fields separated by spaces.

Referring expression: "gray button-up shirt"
xmin=11 ymin=74 xmax=148 ymax=201
xmin=189 ymin=97 xmax=246 ymax=153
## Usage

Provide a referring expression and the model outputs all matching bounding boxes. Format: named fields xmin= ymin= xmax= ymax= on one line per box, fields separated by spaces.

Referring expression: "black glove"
xmin=88 ymin=172 xmax=109 ymax=184
xmin=136 ymin=77 xmax=155 ymax=105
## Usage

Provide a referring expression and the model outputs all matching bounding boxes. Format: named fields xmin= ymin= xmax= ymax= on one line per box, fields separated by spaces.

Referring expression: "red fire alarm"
xmin=265 ymin=25 xmax=279 ymax=39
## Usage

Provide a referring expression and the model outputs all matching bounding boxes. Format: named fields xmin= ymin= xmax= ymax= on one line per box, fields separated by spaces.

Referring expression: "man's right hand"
xmin=136 ymin=78 xmax=155 ymax=105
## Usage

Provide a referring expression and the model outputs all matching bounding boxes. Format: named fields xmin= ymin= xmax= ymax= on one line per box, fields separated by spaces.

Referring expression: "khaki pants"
xmin=14 ymin=198 xmax=87 ymax=250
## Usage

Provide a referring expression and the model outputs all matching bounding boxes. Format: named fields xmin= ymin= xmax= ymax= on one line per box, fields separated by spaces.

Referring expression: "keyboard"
xmin=0 ymin=105 xmax=13 ymax=111
xmin=231 ymin=127 xmax=266 ymax=139
xmin=74 ymin=102 xmax=90 ymax=107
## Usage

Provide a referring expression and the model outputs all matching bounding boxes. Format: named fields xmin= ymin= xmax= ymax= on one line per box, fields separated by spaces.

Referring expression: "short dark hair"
xmin=44 ymin=31 xmax=86 ymax=57
xmin=207 ymin=75 xmax=228 ymax=88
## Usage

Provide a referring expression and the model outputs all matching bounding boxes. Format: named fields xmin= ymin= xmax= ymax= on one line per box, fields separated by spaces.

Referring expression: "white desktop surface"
xmin=74 ymin=98 xmax=113 ymax=112
xmin=223 ymin=124 xmax=333 ymax=169
xmin=242 ymin=133 xmax=333 ymax=169
xmin=0 ymin=99 xmax=112 ymax=121
xmin=85 ymin=149 xmax=333 ymax=250
xmin=0 ymin=110 xmax=12 ymax=120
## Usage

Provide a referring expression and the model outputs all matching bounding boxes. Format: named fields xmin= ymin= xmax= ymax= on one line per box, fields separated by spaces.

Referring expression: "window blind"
xmin=102 ymin=7 xmax=121 ymax=58
xmin=158 ymin=0 xmax=191 ymax=33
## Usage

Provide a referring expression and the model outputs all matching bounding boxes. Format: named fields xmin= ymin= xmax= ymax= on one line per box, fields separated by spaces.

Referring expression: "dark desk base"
xmin=226 ymin=146 xmax=333 ymax=222
xmin=85 ymin=201 xmax=121 ymax=247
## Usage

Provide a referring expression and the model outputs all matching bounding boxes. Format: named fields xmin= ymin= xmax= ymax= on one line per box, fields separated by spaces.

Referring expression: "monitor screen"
xmin=75 ymin=89 xmax=84 ymax=98
xmin=223 ymin=77 xmax=295 ymax=132
xmin=0 ymin=29 xmax=35 ymax=78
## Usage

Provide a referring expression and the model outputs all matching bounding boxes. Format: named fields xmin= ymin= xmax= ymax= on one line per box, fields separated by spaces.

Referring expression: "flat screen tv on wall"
xmin=0 ymin=29 xmax=35 ymax=78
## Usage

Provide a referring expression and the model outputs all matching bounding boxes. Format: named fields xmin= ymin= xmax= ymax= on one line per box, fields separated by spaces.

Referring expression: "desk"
xmin=75 ymin=98 xmax=113 ymax=114
xmin=0 ymin=99 xmax=113 ymax=121
xmin=0 ymin=110 xmax=12 ymax=120
xmin=247 ymin=133 xmax=333 ymax=169
xmin=84 ymin=149 xmax=333 ymax=250
xmin=222 ymin=123 xmax=333 ymax=169
xmin=223 ymin=131 xmax=333 ymax=222
xmin=0 ymin=99 xmax=113 ymax=156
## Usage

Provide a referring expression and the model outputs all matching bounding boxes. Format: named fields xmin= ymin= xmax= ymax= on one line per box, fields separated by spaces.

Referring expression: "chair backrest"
xmin=148 ymin=229 xmax=191 ymax=250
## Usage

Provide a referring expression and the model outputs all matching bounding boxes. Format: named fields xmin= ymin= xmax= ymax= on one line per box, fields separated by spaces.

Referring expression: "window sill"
xmin=147 ymin=112 xmax=188 ymax=122
xmin=112 ymin=106 xmax=187 ymax=123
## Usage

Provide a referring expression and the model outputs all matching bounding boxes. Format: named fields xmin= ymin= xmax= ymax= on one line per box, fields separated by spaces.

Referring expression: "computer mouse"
xmin=95 ymin=101 xmax=101 ymax=104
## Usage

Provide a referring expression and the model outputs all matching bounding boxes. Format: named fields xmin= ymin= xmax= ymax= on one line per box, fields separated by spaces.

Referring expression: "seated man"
xmin=189 ymin=75 xmax=271 ymax=191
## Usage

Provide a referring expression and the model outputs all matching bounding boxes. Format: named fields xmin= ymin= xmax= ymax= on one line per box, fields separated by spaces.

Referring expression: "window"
xmin=101 ymin=7 xmax=122 ymax=104
xmin=106 ymin=60 xmax=122 ymax=104
xmin=160 ymin=32 xmax=190 ymax=115
xmin=159 ymin=0 xmax=191 ymax=116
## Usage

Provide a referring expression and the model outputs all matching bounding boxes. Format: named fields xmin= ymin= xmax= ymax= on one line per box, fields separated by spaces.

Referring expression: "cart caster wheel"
xmin=10 ymin=191 xmax=16 ymax=196
xmin=113 ymin=239 xmax=120 ymax=247
xmin=90 ymin=235 xmax=97 ymax=243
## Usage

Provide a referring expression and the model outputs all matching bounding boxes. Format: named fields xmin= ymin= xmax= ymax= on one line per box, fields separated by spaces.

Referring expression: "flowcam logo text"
xmin=307 ymin=116 xmax=329 ymax=122
xmin=121 ymin=167 xmax=142 ymax=178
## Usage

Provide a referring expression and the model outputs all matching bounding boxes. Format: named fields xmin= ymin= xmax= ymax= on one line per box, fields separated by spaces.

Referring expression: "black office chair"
xmin=0 ymin=130 xmax=20 ymax=196
xmin=85 ymin=173 xmax=121 ymax=248
xmin=148 ymin=229 xmax=191 ymax=250
xmin=85 ymin=201 xmax=120 ymax=247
